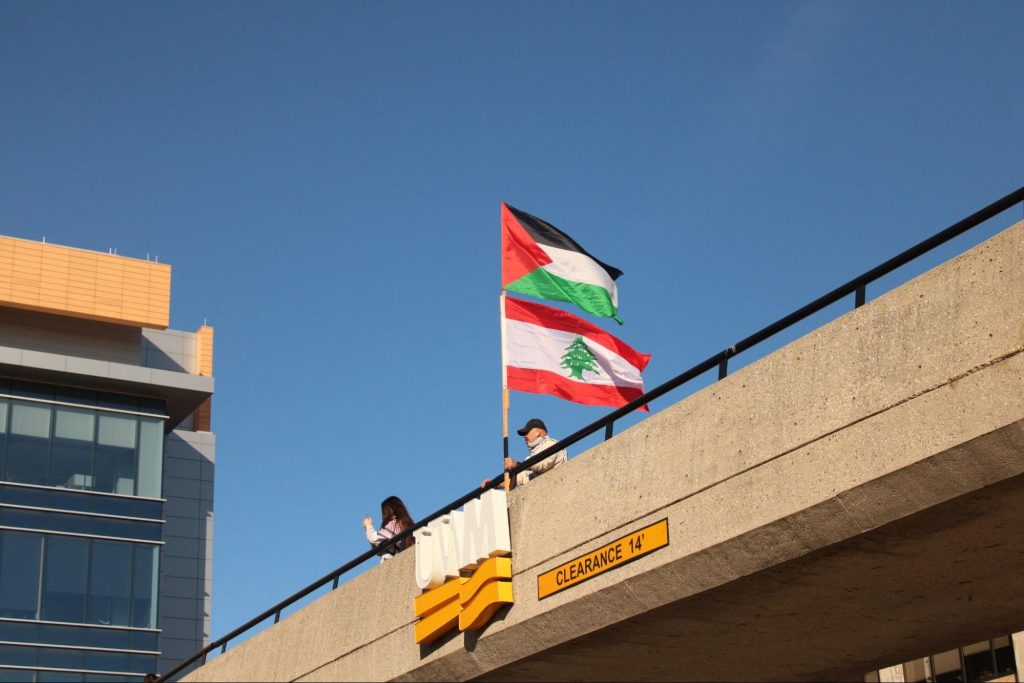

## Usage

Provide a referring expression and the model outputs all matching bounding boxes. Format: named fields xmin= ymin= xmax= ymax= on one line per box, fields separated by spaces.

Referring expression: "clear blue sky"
xmin=2 ymin=0 xmax=1021 ymax=650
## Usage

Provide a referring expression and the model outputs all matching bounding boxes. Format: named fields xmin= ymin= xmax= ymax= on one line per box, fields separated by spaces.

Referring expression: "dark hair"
xmin=381 ymin=496 xmax=415 ymax=548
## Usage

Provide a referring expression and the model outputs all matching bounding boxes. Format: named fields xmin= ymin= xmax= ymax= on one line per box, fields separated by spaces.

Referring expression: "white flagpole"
xmin=500 ymin=290 xmax=511 ymax=493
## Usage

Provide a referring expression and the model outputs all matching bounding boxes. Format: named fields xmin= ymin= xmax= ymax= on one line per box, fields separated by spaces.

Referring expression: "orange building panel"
xmin=0 ymin=236 xmax=171 ymax=329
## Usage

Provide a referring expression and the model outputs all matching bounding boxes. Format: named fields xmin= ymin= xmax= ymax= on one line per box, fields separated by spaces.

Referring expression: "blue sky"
xmin=1 ymin=0 xmax=1021 ymax=650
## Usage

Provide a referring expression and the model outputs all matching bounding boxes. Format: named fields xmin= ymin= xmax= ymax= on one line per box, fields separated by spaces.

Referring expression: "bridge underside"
xmin=481 ymin=425 xmax=1024 ymax=682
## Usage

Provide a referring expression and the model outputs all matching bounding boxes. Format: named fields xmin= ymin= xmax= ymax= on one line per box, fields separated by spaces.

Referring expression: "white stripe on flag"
xmin=506 ymin=318 xmax=643 ymax=389
xmin=538 ymin=244 xmax=619 ymax=306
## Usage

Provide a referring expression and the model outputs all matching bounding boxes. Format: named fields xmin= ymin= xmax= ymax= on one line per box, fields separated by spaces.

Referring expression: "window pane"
xmin=42 ymin=535 xmax=89 ymax=622
xmin=88 ymin=541 xmax=133 ymax=627
xmin=95 ymin=416 xmax=137 ymax=495
xmin=50 ymin=408 xmax=96 ymax=490
xmin=39 ymin=673 xmax=83 ymax=683
xmin=84 ymin=649 xmax=129 ymax=672
xmin=136 ymin=419 xmax=163 ymax=499
xmin=131 ymin=545 xmax=159 ymax=629
xmin=6 ymin=402 xmax=52 ymax=485
xmin=0 ymin=400 xmax=7 ymax=491
xmin=128 ymin=630 xmax=158 ymax=651
xmin=39 ymin=645 xmax=85 ymax=669
xmin=129 ymin=653 xmax=158 ymax=674
xmin=0 ymin=531 xmax=42 ymax=619
xmin=39 ymin=623 xmax=87 ymax=646
xmin=98 ymin=415 xmax=136 ymax=448
xmin=994 ymin=636 xmax=1016 ymax=678
xmin=11 ymin=402 xmax=51 ymax=437
xmin=0 ymin=644 xmax=38 ymax=666
xmin=0 ymin=620 xmax=38 ymax=643
xmin=933 ymin=649 xmax=963 ymax=683
xmin=963 ymin=641 xmax=996 ymax=682
xmin=85 ymin=627 xmax=131 ymax=649
xmin=0 ymin=671 xmax=33 ymax=683
xmin=903 ymin=658 xmax=929 ymax=683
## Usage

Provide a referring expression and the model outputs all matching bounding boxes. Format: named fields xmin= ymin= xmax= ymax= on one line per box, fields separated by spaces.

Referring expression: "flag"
xmin=504 ymin=296 xmax=650 ymax=409
xmin=502 ymin=203 xmax=624 ymax=323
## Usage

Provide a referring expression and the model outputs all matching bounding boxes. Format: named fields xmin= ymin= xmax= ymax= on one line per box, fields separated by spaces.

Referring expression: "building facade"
xmin=0 ymin=236 xmax=214 ymax=681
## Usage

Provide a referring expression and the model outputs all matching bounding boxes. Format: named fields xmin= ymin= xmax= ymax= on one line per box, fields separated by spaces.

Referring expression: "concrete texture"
xmin=184 ymin=220 xmax=1024 ymax=682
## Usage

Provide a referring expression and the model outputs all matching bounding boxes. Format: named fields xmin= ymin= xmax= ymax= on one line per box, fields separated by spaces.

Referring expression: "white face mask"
xmin=527 ymin=436 xmax=544 ymax=449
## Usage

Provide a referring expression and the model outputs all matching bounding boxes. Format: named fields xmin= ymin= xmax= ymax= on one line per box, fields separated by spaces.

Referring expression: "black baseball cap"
xmin=516 ymin=418 xmax=547 ymax=436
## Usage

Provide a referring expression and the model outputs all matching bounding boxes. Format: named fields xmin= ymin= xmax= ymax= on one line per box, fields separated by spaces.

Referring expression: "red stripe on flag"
xmin=502 ymin=203 xmax=552 ymax=286
xmin=507 ymin=367 xmax=650 ymax=411
xmin=504 ymin=297 xmax=651 ymax=372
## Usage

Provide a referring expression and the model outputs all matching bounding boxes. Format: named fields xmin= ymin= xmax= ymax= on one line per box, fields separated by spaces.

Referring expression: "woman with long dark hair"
xmin=362 ymin=495 xmax=415 ymax=561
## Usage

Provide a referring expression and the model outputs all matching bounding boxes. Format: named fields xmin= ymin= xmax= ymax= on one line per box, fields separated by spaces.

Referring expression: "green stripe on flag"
xmin=506 ymin=268 xmax=622 ymax=323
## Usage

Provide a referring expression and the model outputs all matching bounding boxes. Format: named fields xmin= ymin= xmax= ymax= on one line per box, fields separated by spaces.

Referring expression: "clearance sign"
xmin=537 ymin=519 xmax=669 ymax=600
xmin=412 ymin=489 xmax=513 ymax=644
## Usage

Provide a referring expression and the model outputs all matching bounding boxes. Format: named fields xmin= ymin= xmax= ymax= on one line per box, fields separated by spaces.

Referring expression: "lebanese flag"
xmin=502 ymin=203 xmax=624 ymax=323
xmin=504 ymin=297 xmax=651 ymax=410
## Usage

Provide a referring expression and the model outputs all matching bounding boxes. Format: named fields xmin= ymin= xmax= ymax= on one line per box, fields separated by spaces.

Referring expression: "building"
xmin=866 ymin=638 xmax=1022 ymax=683
xmin=0 ymin=235 xmax=215 ymax=682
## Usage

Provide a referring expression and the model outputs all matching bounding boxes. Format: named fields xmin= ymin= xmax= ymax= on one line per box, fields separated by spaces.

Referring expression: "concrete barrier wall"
xmin=185 ymin=220 xmax=1024 ymax=682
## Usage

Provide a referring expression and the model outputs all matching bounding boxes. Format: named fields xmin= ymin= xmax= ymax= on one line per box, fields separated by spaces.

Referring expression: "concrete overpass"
xmin=186 ymin=219 xmax=1024 ymax=682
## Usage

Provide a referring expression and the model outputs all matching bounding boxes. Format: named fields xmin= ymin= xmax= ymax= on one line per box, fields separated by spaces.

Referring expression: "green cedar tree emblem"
xmin=561 ymin=337 xmax=600 ymax=381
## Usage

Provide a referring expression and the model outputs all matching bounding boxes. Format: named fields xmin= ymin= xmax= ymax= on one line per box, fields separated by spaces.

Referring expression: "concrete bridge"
xmin=186 ymin=219 xmax=1024 ymax=682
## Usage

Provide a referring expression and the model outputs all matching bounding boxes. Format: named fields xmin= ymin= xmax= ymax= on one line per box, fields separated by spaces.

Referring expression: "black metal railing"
xmin=157 ymin=186 xmax=1024 ymax=682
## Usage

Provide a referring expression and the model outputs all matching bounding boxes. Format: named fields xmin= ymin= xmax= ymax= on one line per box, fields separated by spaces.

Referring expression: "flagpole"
xmin=500 ymin=290 xmax=511 ymax=493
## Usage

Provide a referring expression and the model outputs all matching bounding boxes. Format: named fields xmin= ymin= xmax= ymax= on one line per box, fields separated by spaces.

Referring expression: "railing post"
xmin=274 ymin=610 xmax=281 ymax=624
xmin=855 ymin=283 xmax=866 ymax=308
xmin=604 ymin=422 xmax=614 ymax=440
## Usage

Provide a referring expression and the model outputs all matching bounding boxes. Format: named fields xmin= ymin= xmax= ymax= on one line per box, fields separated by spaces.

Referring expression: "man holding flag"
xmin=494 ymin=202 xmax=651 ymax=492
xmin=482 ymin=417 xmax=567 ymax=489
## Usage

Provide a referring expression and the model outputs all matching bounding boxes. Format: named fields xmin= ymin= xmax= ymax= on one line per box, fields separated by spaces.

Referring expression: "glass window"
xmin=0 ymin=531 xmax=42 ymax=619
xmin=39 ymin=645 xmax=85 ymax=669
xmin=6 ymin=402 xmax=52 ymax=485
xmin=963 ymin=640 xmax=996 ymax=682
xmin=55 ymin=386 xmax=97 ymax=406
xmin=51 ymin=408 xmax=95 ymax=490
xmin=933 ymin=649 xmax=963 ymax=683
xmin=128 ymin=630 xmax=158 ymax=652
xmin=903 ymin=657 xmax=930 ymax=683
xmin=94 ymin=416 xmax=137 ymax=495
xmin=11 ymin=381 xmax=53 ymax=401
xmin=131 ymin=545 xmax=159 ymax=629
xmin=129 ymin=653 xmax=158 ymax=674
xmin=0 ymin=399 xmax=8 ymax=478
xmin=39 ymin=673 xmax=84 ymax=683
xmin=0 ymin=671 xmax=33 ymax=683
xmin=993 ymin=635 xmax=1016 ymax=678
xmin=88 ymin=541 xmax=133 ymax=627
xmin=0 ymin=644 xmax=38 ymax=666
xmin=39 ymin=623 xmax=87 ymax=647
xmin=41 ymin=535 xmax=89 ymax=623
xmin=136 ymin=419 xmax=163 ymax=499
xmin=0 ymin=619 xmax=38 ymax=643
xmin=84 ymin=649 xmax=129 ymax=672
xmin=0 ymin=508 xmax=53 ymax=531
xmin=85 ymin=627 xmax=131 ymax=650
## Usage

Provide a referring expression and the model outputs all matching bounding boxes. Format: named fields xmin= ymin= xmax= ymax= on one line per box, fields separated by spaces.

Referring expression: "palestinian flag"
xmin=502 ymin=203 xmax=624 ymax=323
xmin=504 ymin=296 xmax=650 ymax=410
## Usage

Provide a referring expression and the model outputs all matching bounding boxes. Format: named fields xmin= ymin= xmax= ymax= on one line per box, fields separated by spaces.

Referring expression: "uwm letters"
xmin=413 ymin=489 xmax=513 ymax=644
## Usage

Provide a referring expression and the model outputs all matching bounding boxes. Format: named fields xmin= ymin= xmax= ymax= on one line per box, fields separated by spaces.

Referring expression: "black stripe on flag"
xmin=506 ymin=204 xmax=623 ymax=281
